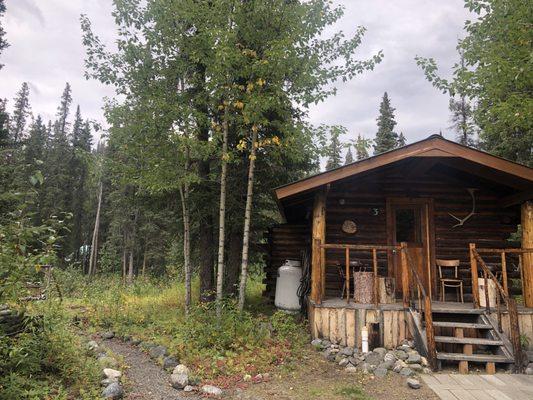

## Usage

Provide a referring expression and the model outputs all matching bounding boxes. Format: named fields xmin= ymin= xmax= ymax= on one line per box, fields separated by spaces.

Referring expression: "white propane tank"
xmin=274 ymin=260 xmax=302 ymax=313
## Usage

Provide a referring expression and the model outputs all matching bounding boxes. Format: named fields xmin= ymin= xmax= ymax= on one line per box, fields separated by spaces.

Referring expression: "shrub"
xmin=0 ymin=304 xmax=101 ymax=400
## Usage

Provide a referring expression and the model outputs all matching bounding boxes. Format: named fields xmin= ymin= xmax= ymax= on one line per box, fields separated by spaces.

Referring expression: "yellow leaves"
xmin=246 ymin=82 xmax=254 ymax=93
xmin=217 ymin=104 xmax=225 ymax=111
xmin=251 ymin=125 xmax=258 ymax=133
xmin=249 ymin=154 xmax=257 ymax=161
xmin=242 ymin=49 xmax=257 ymax=58
xmin=271 ymin=135 xmax=281 ymax=146
xmin=256 ymin=78 xmax=266 ymax=87
xmin=234 ymin=101 xmax=244 ymax=110
xmin=222 ymin=153 xmax=230 ymax=162
xmin=237 ymin=139 xmax=247 ymax=151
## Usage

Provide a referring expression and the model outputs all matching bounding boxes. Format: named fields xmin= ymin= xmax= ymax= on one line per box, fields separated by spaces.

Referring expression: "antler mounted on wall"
xmin=449 ymin=188 xmax=477 ymax=228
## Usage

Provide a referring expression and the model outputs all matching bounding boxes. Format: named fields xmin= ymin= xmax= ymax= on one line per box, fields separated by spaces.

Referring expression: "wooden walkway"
xmin=421 ymin=373 xmax=533 ymax=400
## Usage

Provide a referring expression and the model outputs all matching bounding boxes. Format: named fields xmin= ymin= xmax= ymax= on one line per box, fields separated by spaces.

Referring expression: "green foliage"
xmin=373 ymin=92 xmax=399 ymax=154
xmin=0 ymin=305 xmax=101 ymax=400
xmin=335 ymin=385 xmax=373 ymax=400
xmin=416 ymin=0 xmax=532 ymax=165
xmin=0 ymin=0 xmax=7 ymax=69
xmin=324 ymin=125 xmax=347 ymax=171
xmin=353 ymin=134 xmax=372 ymax=160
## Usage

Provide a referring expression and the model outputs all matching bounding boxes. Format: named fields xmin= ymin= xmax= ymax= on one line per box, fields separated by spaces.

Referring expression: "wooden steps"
xmin=433 ymin=321 xmax=492 ymax=329
xmin=434 ymin=336 xmax=503 ymax=346
xmin=436 ymin=352 xmax=513 ymax=363
xmin=412 ymin=308 xmax=516 ymax=374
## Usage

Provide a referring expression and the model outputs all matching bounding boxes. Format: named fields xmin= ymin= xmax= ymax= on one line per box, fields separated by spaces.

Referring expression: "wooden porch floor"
xmin=314 ymin=298 xmax=533 ymax=314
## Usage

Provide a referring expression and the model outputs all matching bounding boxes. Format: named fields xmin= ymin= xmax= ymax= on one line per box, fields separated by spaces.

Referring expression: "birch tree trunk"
xmin=88 ymin=181 xmax=103 ymax=275
xmin=179 ymin=183 xmax=191 ymax=313
xmin=122 ymin=247 xmax=127 ymax=284
xmin=127 ymin=250 xmax=134 ymax=284
xmin=216 ymin=107 xmax=229 ymax=315
xmin=238 ymin=127 xmax=258 ymax=311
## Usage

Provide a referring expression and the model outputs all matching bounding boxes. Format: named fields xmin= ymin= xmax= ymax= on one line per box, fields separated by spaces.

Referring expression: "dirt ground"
xmin=225 ymin=350 xmax=439 ymax=400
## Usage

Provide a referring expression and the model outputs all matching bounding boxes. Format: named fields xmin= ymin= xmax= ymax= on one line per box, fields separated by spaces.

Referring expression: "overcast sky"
xmin=1 ymin=0 xmax=471 ymax=146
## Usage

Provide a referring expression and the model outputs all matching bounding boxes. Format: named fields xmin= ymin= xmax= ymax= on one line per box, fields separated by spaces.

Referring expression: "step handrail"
xmin=400 ymin=242 xmax=437 ymax=370
xmin=470 ymin=245 xmax=525 ymax=372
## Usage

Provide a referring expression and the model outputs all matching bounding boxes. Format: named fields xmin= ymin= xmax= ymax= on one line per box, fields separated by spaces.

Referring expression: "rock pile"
xmin=311 ymin=338 xmax=429 ymax=389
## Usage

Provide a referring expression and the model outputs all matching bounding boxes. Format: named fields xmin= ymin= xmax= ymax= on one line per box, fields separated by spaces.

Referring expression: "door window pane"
xmin=395 ymin=208 xmax=420 ymax=243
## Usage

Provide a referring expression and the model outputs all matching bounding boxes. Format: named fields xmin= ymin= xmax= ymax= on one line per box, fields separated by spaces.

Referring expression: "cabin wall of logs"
xmin=309 ymin=303 xmax=411 ymax=349
xmin=321 ymin=174 xmax=521 ymax=300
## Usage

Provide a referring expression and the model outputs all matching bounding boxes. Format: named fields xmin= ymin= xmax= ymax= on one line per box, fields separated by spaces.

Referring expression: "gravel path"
xmin=102 ymin=338 xmax=195 ymax=400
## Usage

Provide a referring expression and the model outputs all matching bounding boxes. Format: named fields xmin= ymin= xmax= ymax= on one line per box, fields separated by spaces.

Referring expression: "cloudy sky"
xmin=1 ymin=0 xmax=471 ymax=145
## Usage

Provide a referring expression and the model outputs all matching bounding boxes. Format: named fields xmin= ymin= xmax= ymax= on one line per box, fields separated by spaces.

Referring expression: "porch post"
xmin=311 ymin=188 xmax=326 ymax=304
xmin=521 ymin=201 xmax=533 ymax=308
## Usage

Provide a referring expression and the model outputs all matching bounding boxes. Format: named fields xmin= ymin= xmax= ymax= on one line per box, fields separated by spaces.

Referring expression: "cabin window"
xmin=395 ymin=208 xmax=421 ymax=243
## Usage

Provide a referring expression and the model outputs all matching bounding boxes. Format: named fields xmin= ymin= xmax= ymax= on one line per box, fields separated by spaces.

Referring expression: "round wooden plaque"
xmin=342 ymin=220 xmax=357 ymax=234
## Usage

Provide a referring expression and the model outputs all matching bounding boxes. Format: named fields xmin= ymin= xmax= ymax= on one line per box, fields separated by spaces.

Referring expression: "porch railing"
xmin=320 ymin=243 xmax=400 ymax=305
xmin=400 ymin=242 xmax=437 ymax=370
xmin=469 ymin=243 xmax=531 ymax=372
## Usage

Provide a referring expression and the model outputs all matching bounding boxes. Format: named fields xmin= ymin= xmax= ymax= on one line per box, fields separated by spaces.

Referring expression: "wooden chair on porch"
xmin=437 ymin=259 xmax=464 ymax=303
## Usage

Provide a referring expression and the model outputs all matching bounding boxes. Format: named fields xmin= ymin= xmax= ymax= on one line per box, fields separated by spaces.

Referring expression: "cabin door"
xmin=387 ymin=198 xmax=435 ymax=299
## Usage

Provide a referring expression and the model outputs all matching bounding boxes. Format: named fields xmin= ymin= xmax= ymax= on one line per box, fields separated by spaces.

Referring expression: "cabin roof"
xmin=274 ymin=135 xmax=533 ymax=201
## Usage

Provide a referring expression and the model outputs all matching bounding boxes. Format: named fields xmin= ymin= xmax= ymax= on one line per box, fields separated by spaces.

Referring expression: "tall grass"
xmin=56 ymin=269 xmax=308 ymax=382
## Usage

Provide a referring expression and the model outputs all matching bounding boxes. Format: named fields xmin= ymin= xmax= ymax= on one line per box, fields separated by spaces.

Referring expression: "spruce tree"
xmin=69 ymin=106 xmax=93 ymax=258
xmin=398 ymin=132 xmax=406 ymax=147
xmin=54 ymin=83 xmax=72 ymax=138
xmin=0 ymin=0 xmax=8 ymax=70
xmin=373 ymin=92 xmax=398 ymax=154
xmin=0 ymin=99 xmax=8 ymax=148
xmin=325 ymin=127 xmax=344 ymax=170
xmin=344 ymin=146 xmax=354 ymax=164
xmin=354 ymin=134 xmax=371 ymax=160
xmin=10 ymin=82 xmax=31 ymax=143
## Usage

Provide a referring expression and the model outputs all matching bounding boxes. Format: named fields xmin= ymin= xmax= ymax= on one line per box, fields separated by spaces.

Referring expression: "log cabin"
xmin=266 ymin=135 xmax=533 ymax=373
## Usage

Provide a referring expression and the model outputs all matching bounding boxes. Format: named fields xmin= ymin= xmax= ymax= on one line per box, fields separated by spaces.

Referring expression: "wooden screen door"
xmin=387 ymin=198 xmax=435 ymax=299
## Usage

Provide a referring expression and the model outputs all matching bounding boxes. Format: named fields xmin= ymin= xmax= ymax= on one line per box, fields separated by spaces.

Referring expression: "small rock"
xmin=163 ymin=356 xmax=179 ymax=370
xmin=201 ymin=385 xmax=223 ymax=396
xmin=252 ymin=374 xmax=263 ymax=383
xmin=340 ymin=347 xmax=354 ymax=357
xmin=406 ymin=353 xmax=421 ymax=364
xmin=339 ymin=358 xmax=350 ymax=367
xmin=393 ymin=360 xmax=407 ymax=373
xmin=171 ymin=373 xmax=189 ymax=389
xmin=422 ymin=367 xmax=432 ymax=374
xmin=102 ymin=331 xmax=115 ymax=340
xmin=321 ymin=340 xmax=332 ymax=348
xmin=374 ymin=367 xmax=388 ymax=377
xmin=243 ymin=374 xmax=252 ymax=381
xmin=98 ymin=356 xmax=119 ymax=369
xmin=378 ymin=360 xmax=394 ymax=370
xmin=184 ymin=385 xmax=196 ymax=392
xmin=173 ymin=364 xmax=189 ymax=375
xmin=399 ymin=367 xmax=414 ymax=377
xmin=347 ymin=356 xmax=360 ymax=366
xmin=102 ymin=382 xmax=124 ymax=399
xmin=103 ymin=368 xmax=122 ymax=380
xmin=130 ymin=338 xmax=141 ymax=345
xmin=358 ymin=362 xmax=371 ymax=374
xmin=149 ymin=345 xmax=168 ymax=359
xmin=87 ymin=340 xmax=99 ymax=352
xmin=101 ymin=378 xmax=118 ymax=386
xmin=384 ymin=352 xmax=396 ymax=363
xmin=525 ymin=364 xmax=533 ymax=375
xmin=407 ymin=378 xmax=421 ymax=389
xmin=373 ymin=347 xmax=387 ymax=357
xmin=365 ymin=352 xmax=383 ymax=366
xmin=394 ymin=350 xmax=408 ymax=360
xmin=345 ymin=365 xmax=357 ymax=373
xmin=409 ymin=363 xmax=423 ymax=371
xmin=397 ymin=344 xmax=411 ymax=352
xmin=420 ymin=356 xmax=428 ymax=367
xmin=311 ymin=339 xmax=323 ymax=349
xmin=335 ymin=353 xmax=346 ymax=363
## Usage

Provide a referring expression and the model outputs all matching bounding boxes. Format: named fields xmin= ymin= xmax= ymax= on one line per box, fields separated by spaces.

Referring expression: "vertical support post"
xmin=484 ymin=270 xmax=490 ymax=311
xmin=469 ymin=243 xmax=480 ymax=308
xmin=501 ymin=252 xmax=508 ymax=297
xmin=455 ymin=328 xmax=470 ymax=374
xmin=372 ymin=248 xmax=378 ymax=306
xmin=424 ymin=295 xmax=437 ymax=371
xmin=311 ymin=189 xmax=326 ymax=304
xmin=400 ymin=242 xmax=409 ymax=308
xmin=519 ymin=254 xmax=525 ymax=302
xmin=508 ymin=297 xmax=525 ymax=372
xmin=521 ymin=201 xmax=533 ymax=308
xmin=345 ymin=247 xmax=350 ymax=303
